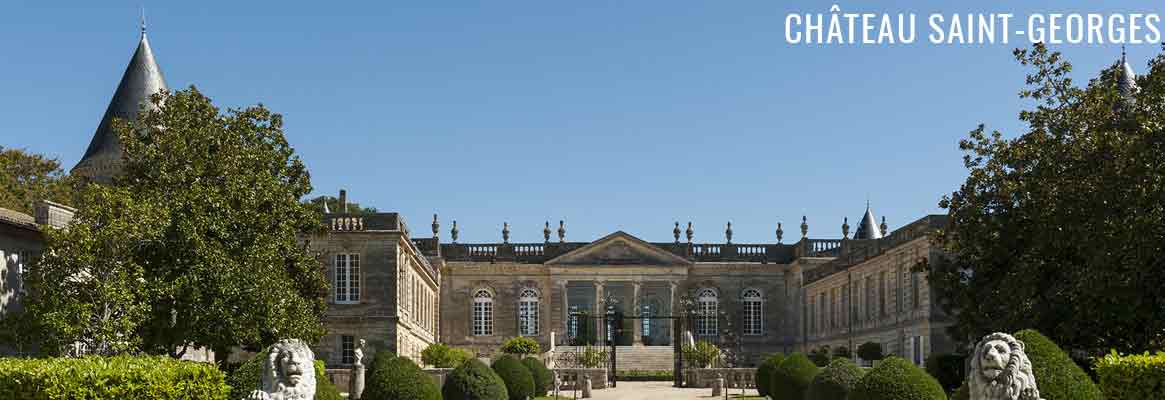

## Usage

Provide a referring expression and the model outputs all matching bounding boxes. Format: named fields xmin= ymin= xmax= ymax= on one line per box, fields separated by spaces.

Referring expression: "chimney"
xmin=35 ymin=200 xmax=76 ymax=228
xmin=338 ymin=189 xmax=348 ymax=213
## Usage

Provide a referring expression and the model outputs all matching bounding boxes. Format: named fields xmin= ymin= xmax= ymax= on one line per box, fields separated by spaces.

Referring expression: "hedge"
xmin=362 ymin=352 xmax=441 ymax=400
xmin=771 ymin=352 xmax=820 ymax=400
xmin=422 ymin=343 xmax=473 ymax=368
xmin=615 ymin=370 xmax=673 ymax=381
xmin=806 ymin=358 xmax=865 ymax=400
xmin=520 ymin=357 xmax=554 ymax=396
xmin=227 ymin=347 xmax=342 ymax=400
xmin=0 ymin=355 xmax=229 ymax=400
xmin=1095 ymin=350 xmax=1165 ymax=400
xmin=849 ymin=356 xmax=946 ymax=400
xmin=1013 ymin=329 xmax=1103 ymax=400
xmin=443 ymin=358 xmax=508 ymax=400
xmin=755 ymin=353 xmax=786 ymax=397
xmin=491 ymin=355 xmax=534 ymax=400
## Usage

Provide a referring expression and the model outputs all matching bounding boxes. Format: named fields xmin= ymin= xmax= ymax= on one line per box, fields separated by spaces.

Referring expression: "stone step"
xmin=553 ymin=346 xmax=676 ymax=371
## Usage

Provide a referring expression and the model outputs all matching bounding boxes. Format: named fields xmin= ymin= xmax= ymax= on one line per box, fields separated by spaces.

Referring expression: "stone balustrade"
xmin=554 ymin=368 xmax=609 ymax=390
xmin=683 ymin=368 xmax=757 ymax=389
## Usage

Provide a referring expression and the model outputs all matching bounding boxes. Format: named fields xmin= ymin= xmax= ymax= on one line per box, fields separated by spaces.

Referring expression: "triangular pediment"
xmin=545 ymin=231 xmax=692 ymax=266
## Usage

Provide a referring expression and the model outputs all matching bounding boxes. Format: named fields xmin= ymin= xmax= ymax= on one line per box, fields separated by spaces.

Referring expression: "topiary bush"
xmin=423 ymin=343 xmax=473 ymax=368
xmin=1095 ymin=350 xmax=1165 ymax=400
xmin=362 ymin=352 xmax=441 ymax=400
xmin=227 ymin=348 xmax=343 ymax=400
xmin=771 ymin=352 xmax=820 ymax=400
xmin=520 ymin=357 xmax=553 ymax=397
xmin=1013 ymin=329 xmax=1103 ymax=400
xmin=755 ymin=353 xmax=786 ymax=397
xmin=491 ymin=355 xmax=534 ymax=400
xmin=849 ymin=356 xmax=946 ymax=400
xmin=858 ymin=342 xmax=884 ymax=363
xmin=809 ymin=346 xmax=832 ymax=367
xmin=833 ymin=345 xmax=852 ymax=360
xmin=443 ymin=358 xmax=508 ymax=400
xmin=500 ymin=337 xmax=540 ymax=356
xmin=0 ymin=355 xmax=229 ymax=400
xmin=806 ymin=357 xmax=865 ymax=400
xmin=924 ymin=352 xmax=966 ymax=393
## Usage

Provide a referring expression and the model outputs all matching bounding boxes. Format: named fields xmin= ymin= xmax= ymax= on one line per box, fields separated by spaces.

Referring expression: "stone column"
xmin=558 ymin=280 xmax=569 ymax=339
xmin=594 ymin=281 xmax=605 ymax=344
xmin=632 ymin=281 xmax=642 ymax=345
xmin=668 ymin=281 xmax=678 ymax=346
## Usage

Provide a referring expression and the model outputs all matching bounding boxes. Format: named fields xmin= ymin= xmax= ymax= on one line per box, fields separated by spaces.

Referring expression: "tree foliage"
xmin=303 ymin=195 xmax=377 ymax=215
xmin=12 ymin=87 xmax=328 ymax=357
xmin=0 ymin=146 xmax=79 ymax=214
xmin=931 ymin=43 xmax=1165 ymax=354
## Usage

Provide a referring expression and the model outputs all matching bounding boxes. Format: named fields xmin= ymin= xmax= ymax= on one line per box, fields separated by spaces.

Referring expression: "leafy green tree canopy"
xmin=13 ymin=87 xmax=328 ymax=357
xmin=931 ymin=43 xmax=1165 ymax=354
xmin=0 ymin=146 xmax=79 ymax=214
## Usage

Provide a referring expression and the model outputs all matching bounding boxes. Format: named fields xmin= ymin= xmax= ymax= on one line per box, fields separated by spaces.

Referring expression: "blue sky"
xmin=2 ymin=1 xmax=1159 ymax=243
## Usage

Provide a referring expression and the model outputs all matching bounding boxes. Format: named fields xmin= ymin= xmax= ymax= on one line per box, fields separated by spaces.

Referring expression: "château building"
xmin=13 ymin=26 xmax=1141 ymax=370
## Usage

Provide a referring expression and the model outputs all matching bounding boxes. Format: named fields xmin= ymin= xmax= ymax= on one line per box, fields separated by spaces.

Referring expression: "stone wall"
xmin=684 ymin=368 xmax=758 ymax=388
xmin=554 ymin=368 xmax=608 ymax=390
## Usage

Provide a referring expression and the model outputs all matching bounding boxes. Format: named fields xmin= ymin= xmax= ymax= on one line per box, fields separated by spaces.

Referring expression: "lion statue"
xmin=246 ymin=339 xmax=317 ymax=400
xmin=968 ymin=332 xmax=1043 ymax=400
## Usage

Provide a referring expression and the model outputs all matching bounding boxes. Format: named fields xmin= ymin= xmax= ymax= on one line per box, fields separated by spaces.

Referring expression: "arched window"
xmin=472 ymin=289 xmax=494 ymax=336
xmin=696 ymin=288 xmax=718 ymax=337
xmin=518 ymin=288 xmax=540 ymax=336
xmin=742 ymin=288 xmax=764 ymax=335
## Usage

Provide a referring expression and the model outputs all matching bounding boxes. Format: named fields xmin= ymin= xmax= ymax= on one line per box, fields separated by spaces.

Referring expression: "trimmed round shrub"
xmin=924 ymin=353 xmax=965 ymax=393
xmin=423 ymin=343 xmax=473 ymax=368
xmin=755 ymin=353 xmax=786 ymax=397
xmin=491 ymin=355 xmax=534 ymax=400
xmin=362 ymin=352 xmax=441 ymax=400
xmin=500 ymin=337 xmax=540 ymax=356
xmin=849 ymin=356 xmax=946 ymax=400
xmin=520 ymin=357 xmax=553 ymax=397
xmin=833 ymin=346 xmax=852 ymax=359
xmin=771 ymin=352 xmax=820 ymax=400
xmin=1013 ymin=329 xmax=1103 ymax=400
xmin=809 ymin=346 xmax=832 ymax=367
xmin=443 ymin=358 xmax=508 ymax=400
xmin=858 ymin=342 xmax=884 ymax=362
xmin=806 ymin=358 xmax=865 ymax=400
xmin=228 ymin=348 xmax=341 ymax=400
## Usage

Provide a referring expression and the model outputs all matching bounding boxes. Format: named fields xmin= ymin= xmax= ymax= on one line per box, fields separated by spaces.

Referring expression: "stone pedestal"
xmin=582 ymin=376 xmax=593 ymax=398
xmin=350 ymin=364 xmax=365 ymax=400
xmin=712 ymin=376 xmax=724 ymax=397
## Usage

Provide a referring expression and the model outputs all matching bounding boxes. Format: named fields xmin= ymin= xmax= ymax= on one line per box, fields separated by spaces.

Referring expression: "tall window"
xmin=518 ymin=288 xmax=540 ymax=336
xmin=742 ymin=289 xmax=764 ymax=336
xmin=334 ymin=254 xmax=360 ymax=303
xmin=696 ymin=288 xmax=718 ymax=337
xmin=568 ymin=305 xmax=579 ymax=338
xmin=912 ymin=272 xmax=921 ymax=309
xmin=879 ymin=271 xmax=887 ymax=316
xmin=865 ymin=276 xmax=875 ymax=321
xmin=641 ymin=301 xmax=654 ymax=338
xmin=341 ymin=335 xmax=355 ymax=365
xmin=472 ymin=289 xmax=494 ymax=336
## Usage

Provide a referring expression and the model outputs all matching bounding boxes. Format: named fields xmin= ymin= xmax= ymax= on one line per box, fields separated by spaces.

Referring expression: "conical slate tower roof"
xmin=72 ymin=29 xmax=168 ymax=182
xmin=852 ymin=203 xmax=882 ymax=240
xmin=1117 ymin=49 xmax=1139 ymax=103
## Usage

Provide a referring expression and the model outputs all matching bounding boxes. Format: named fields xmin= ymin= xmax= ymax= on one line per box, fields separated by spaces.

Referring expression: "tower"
xmin=71 ymin=23 xmax=168 ymax=183
xmin=852 ymin=201 xmax=883 ymax=240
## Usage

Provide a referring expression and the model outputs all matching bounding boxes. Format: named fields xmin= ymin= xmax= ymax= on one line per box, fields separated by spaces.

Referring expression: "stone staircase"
xmin=554 ymin=345 xmax=675 ymax=371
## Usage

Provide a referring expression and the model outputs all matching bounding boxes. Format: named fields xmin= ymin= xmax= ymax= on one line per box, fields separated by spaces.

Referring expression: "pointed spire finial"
xmin=1122 ymin=44 xmax=1127 ymax=63
xmin=140 ymin=7 xmax=147 ymax=35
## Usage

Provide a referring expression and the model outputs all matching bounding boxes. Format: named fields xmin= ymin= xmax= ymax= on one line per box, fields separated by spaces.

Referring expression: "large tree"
xmin=930 ymin=44 xmax=1165 ymax=355
xmin=0 ymin=146 xmax=79 ymax=214
xmin=12 ymin=87 xmax=328 ymax=358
